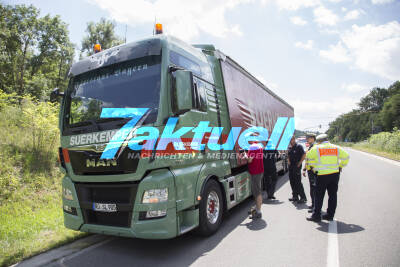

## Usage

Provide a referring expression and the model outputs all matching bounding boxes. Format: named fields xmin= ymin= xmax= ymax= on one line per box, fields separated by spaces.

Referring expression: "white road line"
xmin=346 ymin=148 xmax=400 ymax=167
xmin=327 ymin=220 xmax=339 ymax=267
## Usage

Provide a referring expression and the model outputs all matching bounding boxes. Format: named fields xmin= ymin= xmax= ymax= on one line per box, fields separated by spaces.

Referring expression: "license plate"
xmin=93 ymin=203 xmax=117 ymax=212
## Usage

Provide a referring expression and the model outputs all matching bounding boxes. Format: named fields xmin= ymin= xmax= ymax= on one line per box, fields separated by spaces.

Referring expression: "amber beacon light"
xmin=94 ymin=43 xmax=102 ymax=53
xmin=155 ymin=23 xmax=163 ymax=34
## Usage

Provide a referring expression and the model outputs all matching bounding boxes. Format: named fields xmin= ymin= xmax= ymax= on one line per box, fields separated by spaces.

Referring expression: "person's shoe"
xmin=306 ymin=216 xmax=321 ymax=222
xmin=308 ymin=209 xmax=313 ymax=213
xmin=270 ymin=196 xmax=276 ymax=200
xmin=248 ymin=207 xmax=256 ymax=215
xmin=251 ymin=212 xmax=262 ymax=220
xmin=288 ymin=197 xmax=298 ymax=202
xmin=322 ymin=214 xmax=334 ymax=221
xmin=297 ymin=198 xmax=307 ymax=204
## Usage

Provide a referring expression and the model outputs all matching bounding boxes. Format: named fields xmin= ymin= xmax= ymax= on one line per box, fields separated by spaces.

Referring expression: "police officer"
xmin=303 ymin=133 xmax=316 ymax=213
xmin=306 ymin=134 xmax=350 ymax=222
xmin=288 ymin=136 xmax=307 ymax=203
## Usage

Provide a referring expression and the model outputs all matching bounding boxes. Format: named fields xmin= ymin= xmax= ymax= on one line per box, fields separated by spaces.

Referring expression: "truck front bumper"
xmin=62 ymin=169 xmax=179 ymax=239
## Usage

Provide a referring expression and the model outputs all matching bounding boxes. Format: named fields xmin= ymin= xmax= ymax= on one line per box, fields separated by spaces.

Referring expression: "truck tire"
xmin=197 ymin=179 xmax=224 ymax=236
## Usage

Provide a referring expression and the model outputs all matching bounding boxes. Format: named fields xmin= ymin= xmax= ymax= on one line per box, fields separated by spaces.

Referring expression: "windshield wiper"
xmin=95 ymin=117 xmax=129 ymax=123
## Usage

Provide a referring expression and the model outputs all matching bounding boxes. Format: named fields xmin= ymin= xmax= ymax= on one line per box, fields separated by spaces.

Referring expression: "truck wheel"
xmin=197 ymin=179 xmax=224 ymax=236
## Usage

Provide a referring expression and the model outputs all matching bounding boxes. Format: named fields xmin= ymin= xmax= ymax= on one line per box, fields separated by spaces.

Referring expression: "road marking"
xmin=346 ymin=148 xmax=400 ymax=168
xmin=327 ymin=220 xmax=339 ymax=267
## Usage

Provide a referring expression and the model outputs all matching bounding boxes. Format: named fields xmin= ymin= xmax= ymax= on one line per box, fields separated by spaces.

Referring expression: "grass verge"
xmin=0 ymin=182 xmax=87 ymax=267
xmin=337 ymin=142 xmax=400 ymax=161
xmin=0 ymin=101 xmax=86 ymax=267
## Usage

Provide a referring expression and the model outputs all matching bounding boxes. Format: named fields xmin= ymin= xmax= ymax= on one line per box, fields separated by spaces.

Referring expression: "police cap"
xmin=316 ymin=134 xmax=329 ymax=142
xmin=306 ymin=133 xmax=316 ymax=139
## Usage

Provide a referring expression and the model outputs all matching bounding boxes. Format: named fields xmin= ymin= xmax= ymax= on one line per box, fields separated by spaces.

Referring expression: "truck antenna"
xmin=153 ymin=16 xmax=156 ymax=35
xmin=124 ymin=24 xmax=127 ymax=43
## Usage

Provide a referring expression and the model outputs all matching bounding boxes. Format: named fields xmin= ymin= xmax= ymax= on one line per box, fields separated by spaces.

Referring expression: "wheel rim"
xmin=206 ymin=191 xmax=220 ymax=224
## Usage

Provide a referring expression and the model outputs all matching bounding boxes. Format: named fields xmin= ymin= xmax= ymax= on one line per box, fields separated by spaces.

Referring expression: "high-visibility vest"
xmin=305 ymin=143 xmax=314 ymax=171
xmin=306 ymin=141 xmax=349 ymax=175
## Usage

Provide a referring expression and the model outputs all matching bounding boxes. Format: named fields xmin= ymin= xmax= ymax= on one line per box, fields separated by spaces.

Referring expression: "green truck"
xmin=54 ymin=33 xmax=294 ymax=239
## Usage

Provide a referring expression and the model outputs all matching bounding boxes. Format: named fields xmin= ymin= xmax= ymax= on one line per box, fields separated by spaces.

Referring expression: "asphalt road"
xmin=46 ymin=148 xmax=400 ymax=267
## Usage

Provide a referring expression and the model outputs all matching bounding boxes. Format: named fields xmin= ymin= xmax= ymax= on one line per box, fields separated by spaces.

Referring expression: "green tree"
xmin=358 ymin=87 xmax=389 ymax=112
xmin=380 ymin=94 xmax=400 ymax=131
xmin=0 ymin=3 xmax=74 ymax=98
xmin=328 ymin=81 xmax=400 ymax=142
xmin=81 ymin=18 xmax=124 ymax=57
xmin=387 ymin=81 xmax=400 ymax=97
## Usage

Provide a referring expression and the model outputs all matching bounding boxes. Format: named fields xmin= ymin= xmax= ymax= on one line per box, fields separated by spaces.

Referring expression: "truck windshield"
xmin=64 ymin=55 xmax=161 ymax=134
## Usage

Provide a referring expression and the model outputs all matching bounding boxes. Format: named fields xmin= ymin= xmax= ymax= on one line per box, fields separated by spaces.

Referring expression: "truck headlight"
xmin=142 ymin=188 xmax=168 ymax=203
xmin=63 ymin=188 xmax=73 ymax=200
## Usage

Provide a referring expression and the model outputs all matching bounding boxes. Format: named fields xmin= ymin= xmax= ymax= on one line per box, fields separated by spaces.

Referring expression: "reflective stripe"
xmin=314 ymin=167 xmax=339 ymax=171
xmin=339 ymin=156 xmax=349 ymax=160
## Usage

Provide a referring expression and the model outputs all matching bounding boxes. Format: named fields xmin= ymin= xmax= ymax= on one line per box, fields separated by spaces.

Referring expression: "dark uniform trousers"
xmin=264 ymin=170 xmax=277 ymax=197
xmin=307 ymin=170 xmax=317 ymax=208
xmin=313 ymin=172 xmax=340 ymax=218
xmin=289 ymin=167 xmax=306 ymax=200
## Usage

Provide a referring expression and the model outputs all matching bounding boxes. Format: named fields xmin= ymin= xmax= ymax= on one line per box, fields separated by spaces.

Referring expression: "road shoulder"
xmin=345 ymin=147 xmax=400 ymax=167
xmin=11 ymin=235 xmax=110 ymax=267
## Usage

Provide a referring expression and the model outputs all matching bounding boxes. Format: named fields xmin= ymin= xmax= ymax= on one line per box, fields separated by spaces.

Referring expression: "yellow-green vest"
xmin=306 ymin=141 xmax=349 ymax=175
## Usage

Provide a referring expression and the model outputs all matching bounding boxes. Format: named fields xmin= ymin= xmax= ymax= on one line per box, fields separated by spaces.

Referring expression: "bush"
xmin=0 ymin=95 xmax=60 ymax=200
xmin=367 ymin=130 xmax=400 ymax=153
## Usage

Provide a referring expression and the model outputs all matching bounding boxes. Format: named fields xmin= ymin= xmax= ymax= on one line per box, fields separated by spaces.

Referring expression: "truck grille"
xmin=75 ymin=182 xmax=138 ymax=228
xmin=68 ymin=148 xmax=140 ymax=175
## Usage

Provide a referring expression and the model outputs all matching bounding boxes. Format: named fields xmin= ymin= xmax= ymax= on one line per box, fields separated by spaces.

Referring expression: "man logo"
xmin=86 ymin=159 xmax=118 ymax=168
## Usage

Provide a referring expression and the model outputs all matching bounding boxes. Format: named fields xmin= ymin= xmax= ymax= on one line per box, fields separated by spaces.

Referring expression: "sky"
xmin=7 ymin=0 xmax=400 ymax=132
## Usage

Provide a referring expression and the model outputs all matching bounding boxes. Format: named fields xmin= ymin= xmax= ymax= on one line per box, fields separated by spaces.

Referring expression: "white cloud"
xmin=320 ymin=21 xmax=400 ymax=80
xmin=263 ymin=0 xmax=320 ymax=10
xmin=290 ymin=96 xmax=360 ymax=131
xmin=371 ymin=0 xmax=394 ymax=4
xmin=313 ymin=6 xmax=339 ymax=26
xmin=344 ymin=9 xmax=362 ymax=21
xmin=295 ymin=40 xmax=314 ymax=50
xmin=341 ymin=7 xmax=347 ymax=12
xmin=87 ymin=0 xmax=251 ymax=41
xmin=341 ymin=83 xmax=368 ymax=93
xmin=319 ymin=42 xmax=351 ymax=62
xmin=290 ymin=16 xmax=308 ymax=26
xmin=320 ymin=28 xmax=340 ymax=35
xmin=328 ymin=0 xmax=342 ymax=2
xmin=343 ymin=22 xmax=400 ymax=80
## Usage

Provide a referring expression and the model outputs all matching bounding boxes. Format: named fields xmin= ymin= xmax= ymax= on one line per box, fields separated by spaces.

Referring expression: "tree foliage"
xmin=327 ymin=81 xmax=400 ymax=142
xmin=81 ymin=18 xmax=123 ymax=57
xmin=380 ymin=94 xmax=400 ymax=130
xmin=0 ymin=4 xmax=74 ymax=99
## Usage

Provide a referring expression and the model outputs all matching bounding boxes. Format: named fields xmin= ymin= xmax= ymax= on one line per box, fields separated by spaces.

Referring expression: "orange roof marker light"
xmin=94 ymin=43 xmax=102 ymax=53
xmin=155 ymin=23 xmax=163 ymax=34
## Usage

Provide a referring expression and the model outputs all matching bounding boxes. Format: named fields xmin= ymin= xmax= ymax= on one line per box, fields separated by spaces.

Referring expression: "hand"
xmin=302 ymin=172 xmax=306 ymax=177
xmin=339 ymin=167 xmax=342 ymax=173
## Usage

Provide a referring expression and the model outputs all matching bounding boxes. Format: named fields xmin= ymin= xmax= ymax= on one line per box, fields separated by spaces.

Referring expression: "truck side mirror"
xmin=50 ymin=88 xmax=64 ymax=102
xmin=174 ymin=70 xmax=194 ymax=114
